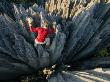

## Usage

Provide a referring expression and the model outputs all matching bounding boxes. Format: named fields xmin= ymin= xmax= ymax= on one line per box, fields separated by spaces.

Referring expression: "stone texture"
xmin=0 ymin=0 xmax=110 ymax=81
xmin=48 ymin=68 xmax=110 ymax=82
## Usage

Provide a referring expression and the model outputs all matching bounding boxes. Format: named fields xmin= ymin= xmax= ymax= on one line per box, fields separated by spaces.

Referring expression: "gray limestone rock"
xmin=0 ymin=0 xmax=110 ymax=81
xmin=48 ymin=68 xmax=110 ymax=82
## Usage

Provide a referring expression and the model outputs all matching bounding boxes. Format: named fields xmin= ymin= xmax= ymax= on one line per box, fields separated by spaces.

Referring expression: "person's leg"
xmin=31 ymin=32 xmax=35 ymax=39
xmin=34 ymin=39 xmax=47 ymax=49
xmin=45 ymin=38 xmax=50 ymax=48
xmin=34 ymin=43 xmax=44 ymax=58
xmin=34 ymin=43 xmax=38 ymax=48
xmin=34 ymin=40 xmax=46 ymax=55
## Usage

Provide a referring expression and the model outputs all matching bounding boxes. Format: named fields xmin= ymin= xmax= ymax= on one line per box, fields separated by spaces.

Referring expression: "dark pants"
xmin=34 ymin=43 xmax=46 ymax=48
xmin=34 ymin=43 xmax=46 ymax=57
xmin=31 ymin=32 xmax=35 ymax=40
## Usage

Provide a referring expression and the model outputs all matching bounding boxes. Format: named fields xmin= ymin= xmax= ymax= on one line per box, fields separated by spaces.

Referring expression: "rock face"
xmin=48 ymin=68 xmax=110 ymax=82
xmin=0 ymin=0 xmax=15 ymax=19
xmin=0 ymin=0 xmax=110 ymax=81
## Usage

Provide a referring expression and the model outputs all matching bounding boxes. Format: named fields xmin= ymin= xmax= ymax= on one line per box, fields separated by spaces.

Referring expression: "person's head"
xmin=43 ymin=20 xmax=48 ymax=28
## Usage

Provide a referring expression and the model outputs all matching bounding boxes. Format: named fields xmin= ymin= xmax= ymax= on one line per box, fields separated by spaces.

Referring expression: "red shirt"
xmin=30 ymin=26 xmax=55 ymax=42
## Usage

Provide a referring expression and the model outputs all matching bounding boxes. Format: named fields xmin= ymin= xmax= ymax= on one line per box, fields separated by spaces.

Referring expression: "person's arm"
xmin=27 ymin=17 xmax=39 ymax=32
xmin=29 ymin=26 xmax=39 ymax=32
xmin=48 ymin=28 xmax=58 ymax=34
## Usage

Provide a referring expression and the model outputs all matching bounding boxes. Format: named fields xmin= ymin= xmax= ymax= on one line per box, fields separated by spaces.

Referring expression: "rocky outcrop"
xmin=49 ymin=68 xmax=110 ymax=82
xmin=0 ymin=0 xmax=15 ymax=19
xmin=0 ymin=0 xmax=110 ymax=81
xmin=62 ymin=0 xmax=110 ymax=63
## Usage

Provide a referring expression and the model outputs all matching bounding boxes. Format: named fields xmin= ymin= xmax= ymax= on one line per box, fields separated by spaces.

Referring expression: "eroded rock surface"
xmin=0 ymin=0 xmax=110 ymax=81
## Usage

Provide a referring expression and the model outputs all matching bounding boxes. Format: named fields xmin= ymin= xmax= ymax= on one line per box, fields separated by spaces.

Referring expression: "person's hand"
xmin=26 ymin=17 xmax=33 ymax=26
xmin=55 ymin=28 xmax=58 ymax=34
xmin=55 ymin=24 xmax=61 ymax=34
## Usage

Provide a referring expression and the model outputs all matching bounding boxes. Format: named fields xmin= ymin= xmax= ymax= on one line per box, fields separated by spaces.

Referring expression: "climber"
xmin=27 ymin=17 xmax=58 ymax=45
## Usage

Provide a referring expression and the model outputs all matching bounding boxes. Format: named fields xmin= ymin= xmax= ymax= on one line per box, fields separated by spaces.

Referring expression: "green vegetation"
xmin=95 ymin=48 xmax=110 ymax=57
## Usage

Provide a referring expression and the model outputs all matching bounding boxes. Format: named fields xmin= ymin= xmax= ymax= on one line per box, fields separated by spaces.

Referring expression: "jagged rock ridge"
xmin=0 ymin=0 xmax=110 ymax=81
